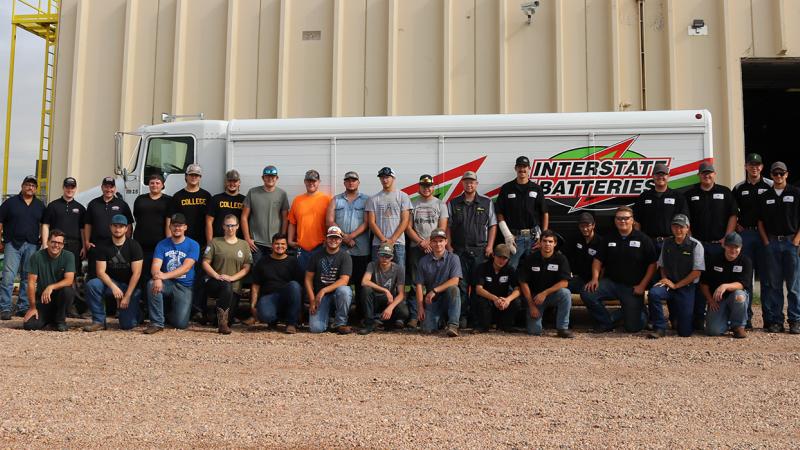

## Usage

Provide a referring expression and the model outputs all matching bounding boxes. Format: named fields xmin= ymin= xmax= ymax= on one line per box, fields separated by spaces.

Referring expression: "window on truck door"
xmin=144 ymin=136 xmax=195 ymax=181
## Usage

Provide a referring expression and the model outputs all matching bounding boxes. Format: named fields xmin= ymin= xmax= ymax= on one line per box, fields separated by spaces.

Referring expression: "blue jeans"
xmin=581 ymin=278 xmax=645 ymax=332
xmin=761 ymin=239 xmax=800 ymax=326
xmin=740 ymin=229 xmax=764 ymax=322
xmin=525 ymin=288 xmax=571 ymax=335
xmin=297 ymin=245 xmax=323 ymax=272
xmin=0 ymin=241 xmax=37 ymax=313
xmin=309 ymin=286 xmax=353 ymax=333
xmin=147 ymin=279 xmax=193 ymax=329
xmin=455 ymin=248 xmax=486 ymax=324
xmin=648 ymin=284 xmax=696 ymax=337
xmin=706 ymin=289 xmax=748 ymax=336
xmin=85 ymin=278 xmax=141 ymax=329
xmin=508 ymin=235 xmax=533 ymax=270
xmin=256 ymin=281 xmax=302 ymax=326
xmin=421 ymin=286 xmax=461 ymax=332
xmin=694 ymin=242 xmax=723 ymax=327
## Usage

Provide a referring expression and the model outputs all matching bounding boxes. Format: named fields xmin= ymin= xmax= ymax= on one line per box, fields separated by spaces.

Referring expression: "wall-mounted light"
xmin=688 ymin=19 xmax=707 ymax=36
xmin=521 ymin=1 xmax=540 ymax=25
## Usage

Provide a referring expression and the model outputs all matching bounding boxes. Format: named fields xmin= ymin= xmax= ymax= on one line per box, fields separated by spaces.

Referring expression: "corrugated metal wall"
xmin=50 ymin=0 xmax=800 ymax=197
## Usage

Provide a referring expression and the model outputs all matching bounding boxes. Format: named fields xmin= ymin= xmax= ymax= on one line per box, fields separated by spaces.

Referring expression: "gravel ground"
xmin=1 ymin=306 xmax=799 ymax=449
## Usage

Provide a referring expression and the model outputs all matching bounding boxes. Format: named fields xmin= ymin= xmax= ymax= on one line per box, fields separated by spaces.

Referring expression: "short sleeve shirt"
xmin=475 ymin=261 xmax=518 ymax=298
xmin=701 ymin=251 xmax=753 ymax=293
xmin=365 ymin=261 xmax=405 ymax=296
xmin=0 ymin=194 xmax=45 ymax=246
xmin=42 ymin=197 xmax=85 ymax=241
xmin=410 ymin=196 xmax=449 ymax=246
xmin=207 ymin=192 xmax=245 ymax=239
xmin=595 ymin=229 xmax=657 ymax=286
xmin=85 ymin=196 xmax=134 ymax=243
xmin=97 ymin=238 xmax=144 ymax=282
xmin=25 ymin=248 xmax=75 ymax=295
xmin=252 ymin=255 xmax=302 ymax=294
xmin=287 ymin=192 xmax=332 ymax=251
xmin=307 ymin=248 xmax=352 ymax=293
xmin=365 ymin=190 xmax=413 ymax=246
xmin=413 ymin=251 xmax=462 ymax=290
xmin=684 ymin=184 xmax=738 ymax=241
xmin=517 ymin=251 xmax=570 ymax=294
xmin=168 ymin=188 xmax=211 ymax=246
xmin=153 ymin=237 xmax=200 ymax=287
xmin=758 ymin=185 xmax=800 ymax=236
xmin=202 ymin=237 xmax=253 ymax=291
xmin=494 ymin=179 xmax=547 ymax=230
xmin=567 ymin=234 xmax=604 ymax=281
xmin=632 ymin=188 xmax=689 ymax=238
xmin=333 ymin=192 xmax=370 ymax=256
xmin=243 ymin=186 xmax=289 ymax=246
xmin=733 ymin=178 xmax=772 ymax=228
xmin=133 ymin=194 xmax=172 ymax=250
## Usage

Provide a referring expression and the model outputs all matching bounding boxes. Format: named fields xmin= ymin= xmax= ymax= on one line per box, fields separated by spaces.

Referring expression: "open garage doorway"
xmin=742 ymin=58 xmax=800 ymax=184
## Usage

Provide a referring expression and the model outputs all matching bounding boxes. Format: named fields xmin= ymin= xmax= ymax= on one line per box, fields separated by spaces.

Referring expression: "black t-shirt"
xmin=567 ymin=233 xmax=604 ymax=281
xmin=632 ymin=188 xmax=689 ymax=238
xmin=495 ymin=179 xmax=547 ymax=230
xmin=252 ymin=255 xmax=302 ymax=293
xmin=169 ymin=188 xmax=212 ymax=246
xmin=700 ymin=251 xmax=752 ymax=293
xmin=207 ymin=192 xmax=245 ymax=239
xmin=85 ymin=196 xmax=134 ymax=243
xmin=758 ymin=185 xmax=800 ymax=236
xmin=596 ymin=229 xmax=657 ymax=286
xmin=733 ymin=178 xmax=772 ymax=228
xmin=475 ymin=260 xmax=518 ymax=298
xmin=42 ymin=197 xmax=86 ymax=241
xmin=307 ymin=248 xmax=352 ymax=293
xmin=684 ymin=184 xmax=738 ymax=241
xmin=97 ymin=238 xmax=144 ymax=282
xmin=133 ymin=194 xmax=172 ymax=250
xmin=517 ymin=250 xmax=570 ymax=294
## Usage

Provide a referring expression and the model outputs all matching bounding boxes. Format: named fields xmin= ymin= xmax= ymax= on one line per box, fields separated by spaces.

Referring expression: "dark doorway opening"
xmin=742 ymin=58 xmax=800 ymax=184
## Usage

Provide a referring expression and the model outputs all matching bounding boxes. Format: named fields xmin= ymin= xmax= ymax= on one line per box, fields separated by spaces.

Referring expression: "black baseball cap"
xmin=577 ymin=212 xmax=595 ymax=224
xmin=22 ymin=175 xmax=38 ymax=186
xmin=377 ymin=167 xmax=396 ymax=178
xmin=515 ymin=156 xmax=531 ymax=167
xmin=170 ymin=213 xmax=187 ymax=224
xmin=745 ymin=153 xmax=763 ymax=165
xmin=63 ymin=177 xmax=77 ymax=187
xmin=698 ymin=162 xmax=715 ymax=173
xmin=653 ymin=163 xmax=669 ymax=175
xmin=101 ymin=176 xmax=116 ymax=186
xmin=419 ymin=174 xmax=434 ymax=186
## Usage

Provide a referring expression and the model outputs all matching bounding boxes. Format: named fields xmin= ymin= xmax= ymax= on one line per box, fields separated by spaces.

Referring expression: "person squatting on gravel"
xmin=250 ymin=233 xmax=303 ymax=334
xmin=700 ymin=232 xmax=752 ymax=338
xmin=473 ymin=243 xmax=521 ymax=333
xmin=306 ymin=226 xmax=354 ymax=334
xmin=22 ymin=229 xmax=76 ymax=331
xmin=358 ymin=243 xmax=410 ymax=335
xmin=415 ymin=228 xmax=462 ymax=337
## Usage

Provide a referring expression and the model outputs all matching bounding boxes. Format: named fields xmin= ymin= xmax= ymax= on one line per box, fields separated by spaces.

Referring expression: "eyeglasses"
xmin=49 ymin=240 xmax=65 ymax=246
xmin=772 ymin=171 xmax=787 ymax=177
xmin=224 ymin=224 xmax=238 ymax=228
xmin=615 ymin=216 xmax=633 ymax=221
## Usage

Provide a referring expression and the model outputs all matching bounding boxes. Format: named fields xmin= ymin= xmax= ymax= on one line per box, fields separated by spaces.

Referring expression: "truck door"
xmin=141 ymin=135 xmax=195 ymax=196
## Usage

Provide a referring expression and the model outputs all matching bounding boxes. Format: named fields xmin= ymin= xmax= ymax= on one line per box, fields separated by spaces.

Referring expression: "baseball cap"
xmin=110 ymin=214 xmax=128 ymax=226
xmin=653 ymin=163 xmax=669 ymax=175
xmin=377 ymin=167 xmax=396 ymax=178
xmin=429 ymin=228 xmax=447 ymax=240
xmin=577 ymin=212 xmax=595 ymax=225
xmin=671 ymin=214 xmax=690 ymax=227
xmin=63 ymin=177 xmax=77 ymax=187
xmin=326 ymin=225 xmax=343 ymax=238
xmin=377 ymin=243 xmax=394 ymax=257
xmin=698 ymin=161 xmax=715 ymax=173
xmin=225 ymin=169 xmax=240 ymax=181
xmin=419 ymin=174 xmax=434 ymax=186
xmin=22 ymin=175 xmax=38 ymax=186
xmin=304 ymin=169 xmax=321 ymax=181
xmin=262 ymin=165 xmax=278 ymax=176
xmin=746 ymin=153 xmax=763 ymax=165
xmin=493 ymin=244 xmax=511 ymax=259
xmin=724 ymin=232 xmax=743 ymax=247
xmin=515 ymin=156 xmax=531 ymax=167
xmin=462 ymin=171 xmax=477 ymax=181
xmin=343 ymin=171 xmax=359 ymax=180
xmin=101 ymin=176 xmax=116 ymax=186
xmin=771 ymin=161 xmax=788 ymax=173
xmin=185 ymin=164 xmax=202 ymax=176
xmin=170 ymin=213 xmax=187 ymax=224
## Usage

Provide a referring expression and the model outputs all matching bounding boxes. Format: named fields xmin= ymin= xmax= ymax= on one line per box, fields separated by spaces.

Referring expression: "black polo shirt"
xmin=757 ymin=185 xmax=800 ymax=237
xmin=700 ymin=251 xmax=752 ymax=293
xmin=567 ymin=233 xmax=604 ymax=281
xmin=42 ymin=197 xmax=86 ymax=241
xmin=495 ymin=179 xmax=547 ymax=230
xmin=517 ymin=250 xmax=570 ymax=294
xmin=733 ymin=178 xmax=772 ymax=229
xmin=475 ymin=260 xmax=518 ymax=298
xmin=632 ymin=188 xmax=688 ymax=238
xmin=207 ymin=192 xmax=245 ymax=239
xmin=595 ymin=229 xmax=656 ymax=286
xmin=684 ymin=184 xmax=737 ymax=242
xmin=85 ymin=196 xmax=134 ymax=243
xmin=0 ymin=194 xmax=45 ymax=246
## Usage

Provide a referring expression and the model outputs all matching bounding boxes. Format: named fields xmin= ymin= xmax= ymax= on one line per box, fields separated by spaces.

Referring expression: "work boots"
xmin=217 ymin=308 xmax=232 ymax=335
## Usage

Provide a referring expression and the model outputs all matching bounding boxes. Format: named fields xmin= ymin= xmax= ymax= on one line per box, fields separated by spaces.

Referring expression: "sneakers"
xmin=393 ymin=319 xmax=405 ymax=330
xmin=591 ymin=326 xmax=614 ymax=334
xmin=56 ymin=323 xmax=69 ymax=332
xmin=15 ymin=309 xmax=27 ymax=318
xmin=647 ymin=329 xmax=666 ymax=339
xmin=83 ymin=323 xmax=106 ymax=332
xmin=357 ymin=325 xmax=374 ymax=335
xmin=459 ymin=317 xmax=468 ymax=329
xmin=766 ymin=323 xmax=784 ymax=333
xmin=336 ymin=325 xmax=353 ymax=335
xmin=789 ymin=322 xmax=800 ymax=335
xmin=445 ymin=325 xmax=459 ymax=337
xmin=557 ymin=329 xmax=575 ymax=339
xmin=143 ymin=325 xmax=163 ymax=335
xmin=406 ymin=318 xmax=419 ymax=329
xmin=745 ymin=320 xmax=753 ymax=330
xmin=285 ymin=324 xmax=297 ymax=334
xmin=0 ymin=310 xmax=11 ymax=321
xmin=731 ymin=326 xmax=747 ymax=339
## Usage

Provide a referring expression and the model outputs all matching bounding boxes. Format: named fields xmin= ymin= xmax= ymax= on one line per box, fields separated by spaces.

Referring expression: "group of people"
xmin=1 ymin=152 xmax=797 ymax=338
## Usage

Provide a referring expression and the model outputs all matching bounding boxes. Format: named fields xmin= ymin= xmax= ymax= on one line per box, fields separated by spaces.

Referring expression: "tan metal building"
xmin=49 ymin=0 xmax=800 ymax=198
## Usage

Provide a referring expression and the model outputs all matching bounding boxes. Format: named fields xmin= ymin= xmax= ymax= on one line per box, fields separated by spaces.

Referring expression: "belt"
xmin=701 ymin=240 xmax=722 ymax=245
xmin=510 ymin=228 xmax=532 ymax=236
xmin=771 ymin=235 xmax=795 ymax=241
xmin=741 ymin=226 xmax=758 ymax=231
xmin=654 ymin=236 xmax=670 ymax=242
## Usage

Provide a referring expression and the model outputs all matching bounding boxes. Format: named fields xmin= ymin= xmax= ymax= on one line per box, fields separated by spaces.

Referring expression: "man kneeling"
xmin=473 ymin=244 xmax=521 ymax=333
xmin=23 ymin=229 xmax=75 ymax=331
xmin=306 ymin=226 xmax=353 ymax=334
xmin=415 ymin=228 xmax=462 ymax=337
xmin=701 ymin=232 xmax=751 ymax=338
xmin=358 ymin=243 xmax=409 ymax=334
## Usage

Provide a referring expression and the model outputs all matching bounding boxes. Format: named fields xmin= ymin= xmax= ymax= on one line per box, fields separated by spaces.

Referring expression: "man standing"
xmin=288 ymin=169 xmax=332 ymax=271
xmin=446 ymin=171 xmax=497 ymax=329
xmin=473 ymin=244 xmax=521 ymax=333
xmin=83 ymin=215 xmax=143 ymax=331
xmin=517 ymin=230 xmax=574 ymax=338
xmin=415 ymin=228 xmax=462 ymax=337
xmin=0 ymin=175 xmax=45 ymax=320
xmin=632 ymin=163 xmax=689 ymax=252
xmin=84 ymin=176 xmax=134 ymax=279
xmin=757 ymin=161 xmax=800 ymax=334
xmin=566 ymin=212 xmax=604 ymax=295
xmin=133 ymin=173 xmax=172 ymax=291
xmin=306 ymin=226 xmax=353 ymax=334
xmin=241 ymin=165 xmax=289 ymax=261
xmin=357 ymin=243 xmax=409 ymax=335
xmin=206 ymin=169 xmax=245 ymax=243
xmin=684 ymin=162 xmax=738 ymax=330
xmin=647 ymin=214 xmax=705 ymax=338
xmin=202 ymin=214 xmax=252 ymax=335
xmin=582 ymin=206 xmax=657 ymax=333
xmin=366 ymin=167 xmax=412 ymax=268
xmin=21 ymin=229 xmax=75 ymax=331
xmin=250 ymin=233 xmax=302 ymax=334
xmin=42 ymin=177 xmax=86 ymax=289
xmin=145 ymin=213 xmax=200 ymax=334
xmin=495 ymin=156 xmax=548 ymax=269
xmin=702 ymin=232 xmax=751 ymax=338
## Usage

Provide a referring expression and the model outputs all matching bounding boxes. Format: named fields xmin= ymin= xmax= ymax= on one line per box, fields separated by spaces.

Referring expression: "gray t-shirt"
xmin=365 ymin=261 xmax=405 ymax=296
xmin=410 ymin=196 xmax=449 ymax=247
xmin=243 ymin=186 xmax=289 ymax=246
xmin=414 ymin=251 xmax=462 ymax=290
xmin=365 ymin=189 xmax=413 ymax=246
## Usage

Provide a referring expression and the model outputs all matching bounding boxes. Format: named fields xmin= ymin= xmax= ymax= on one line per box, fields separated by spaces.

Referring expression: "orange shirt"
xmin=288 ymin=192 xmax=332 ymax=251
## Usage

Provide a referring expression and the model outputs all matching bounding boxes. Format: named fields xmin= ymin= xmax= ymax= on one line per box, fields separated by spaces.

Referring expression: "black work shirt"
xmin=0 ymin=194 xmax=45 ymax=246
xmin=133 ymin=194 xmax=172 ymax=251
xmin=495 ymin=179 xmax=547 ymax=230
xmin=567 ymin=234 xmax=605 ymax=281
xmin=632 ymin=188 xmax=689 ymax=238
xmin=97 ymin=238 xmax=144 ymax=282
xmin=517 ymin=250 xmax=570 ymax=294
xmin=733 ymin=178 xmax=772 ymax=228
xmin=596 ymin=229 xmax=656 ymax=286
xmin=168 ymin=188 xmax=211 ymax=246
xmin=684 ymin=184 xmax=737 ymax=242
xmin=758 ymin=185 xmax=800 ymax=237
xmin=448 ymin=193 xmax=496 ymax=250
xmin=85 ymin=196 xmax=134 ymax=243
xmin=701 ymin=251 xmax=752 ymax=293
xmin=475 ymin=261 xmax=518 ymax=298
xmin=252 ymin=255 xmax=302 ymax=294
xmin=207 ymin=192 xmax=245 ymax=239
xmin=42 ymin=197 xmax=86 ymax=241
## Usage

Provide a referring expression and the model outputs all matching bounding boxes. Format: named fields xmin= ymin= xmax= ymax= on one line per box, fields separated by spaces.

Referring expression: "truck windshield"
xmin=144 ymin=136 xmax=194 ymax=180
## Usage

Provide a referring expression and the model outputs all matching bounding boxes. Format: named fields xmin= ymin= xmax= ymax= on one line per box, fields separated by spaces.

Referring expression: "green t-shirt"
xmin=203 ymin=237 xmax=253 ymax=291
xmin=25 ymin=249 xmax=75 ymax=295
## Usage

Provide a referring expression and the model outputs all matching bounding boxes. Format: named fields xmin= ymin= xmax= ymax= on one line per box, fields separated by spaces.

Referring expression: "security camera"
xmin=521 ymin=1 xmax=540 ymax=25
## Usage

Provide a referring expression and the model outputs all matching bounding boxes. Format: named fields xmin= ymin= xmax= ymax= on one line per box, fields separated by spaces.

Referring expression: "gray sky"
xmin=0 ymin=1 xmax=46 ymax=193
